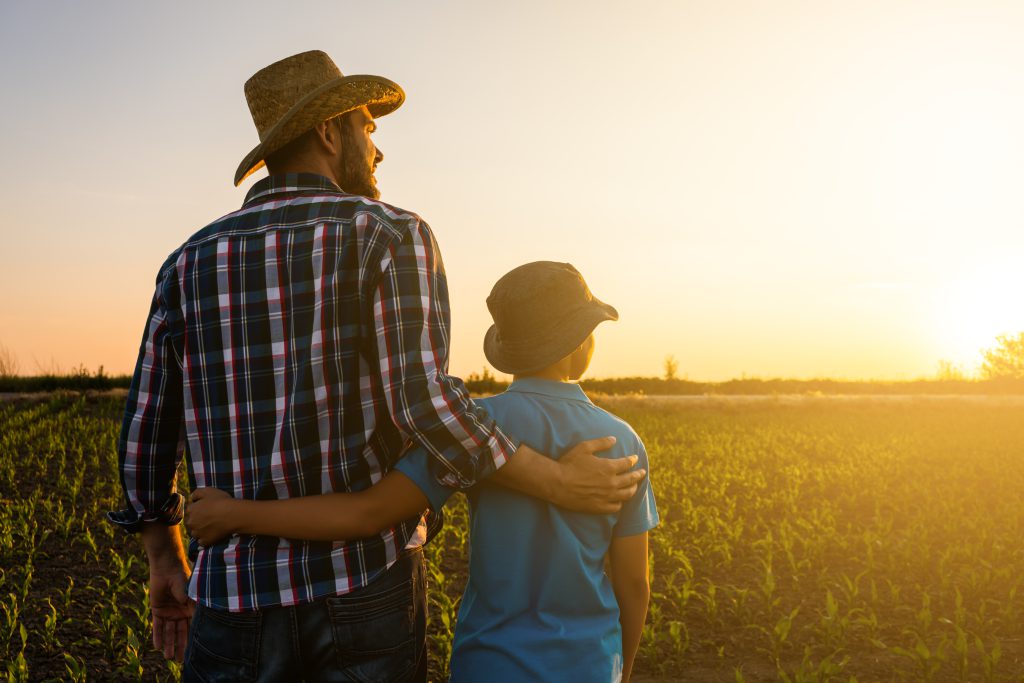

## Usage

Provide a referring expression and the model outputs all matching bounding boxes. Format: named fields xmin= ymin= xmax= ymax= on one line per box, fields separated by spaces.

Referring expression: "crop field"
xmin=2 ymin=392 xmax=1023 ymax=681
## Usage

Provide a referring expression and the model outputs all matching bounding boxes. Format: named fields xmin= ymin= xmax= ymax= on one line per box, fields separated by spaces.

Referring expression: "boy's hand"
xmin=556 ymin=436 xmax=646 ymax=514
xmin=185 ymin=488 xmax=237 ymax=547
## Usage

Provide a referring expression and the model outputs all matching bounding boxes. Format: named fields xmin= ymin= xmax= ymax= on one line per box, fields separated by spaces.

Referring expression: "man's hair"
xmin=264 ymin=128 xmax=319 ymax=172
xmin=264 ymin=113 xmax=351 ymax=172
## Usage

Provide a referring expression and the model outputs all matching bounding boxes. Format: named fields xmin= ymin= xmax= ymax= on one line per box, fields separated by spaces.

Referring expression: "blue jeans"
xmin=183 ymin=549 xmax=428 ymax=683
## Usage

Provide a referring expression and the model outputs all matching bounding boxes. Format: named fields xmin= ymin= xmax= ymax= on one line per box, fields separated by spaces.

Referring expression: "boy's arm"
xmin=608 ymin=532 xmax=650 ymax=683
xmin=185 ymin=471 xmax=429 ymax=546
xmin=187 ymin=440 xmax=646 ymax=546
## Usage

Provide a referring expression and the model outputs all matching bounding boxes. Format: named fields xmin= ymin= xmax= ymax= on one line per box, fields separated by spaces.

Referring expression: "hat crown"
xmin=487 ymin=262 xmax=594 ymax=343
xmin=483 ymin=261 xmax=618 ymax=375
xmin=244 ymin=50 xmax=343 ymax=141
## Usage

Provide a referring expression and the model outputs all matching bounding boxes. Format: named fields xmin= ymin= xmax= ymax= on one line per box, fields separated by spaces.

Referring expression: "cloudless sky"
xmin=1 ymin=0 xmax=1023 ymax=381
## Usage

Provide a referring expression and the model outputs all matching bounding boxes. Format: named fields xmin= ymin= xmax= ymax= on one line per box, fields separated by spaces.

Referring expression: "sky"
xmin=1 ymin=0 xmax=1023 ymax=381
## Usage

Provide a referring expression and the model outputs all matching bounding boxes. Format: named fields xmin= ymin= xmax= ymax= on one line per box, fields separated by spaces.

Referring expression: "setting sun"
xmin=932 ymin=268 xmax=1024 ymax=372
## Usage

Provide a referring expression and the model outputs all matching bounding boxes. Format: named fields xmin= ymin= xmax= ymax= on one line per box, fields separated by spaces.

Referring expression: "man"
xmin=109 ymin=50 xmax=644 ymax=681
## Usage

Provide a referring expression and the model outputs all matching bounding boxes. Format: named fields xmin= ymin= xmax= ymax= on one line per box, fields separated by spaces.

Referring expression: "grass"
xmin=1 ymin=393 xmax=1023 ymax=681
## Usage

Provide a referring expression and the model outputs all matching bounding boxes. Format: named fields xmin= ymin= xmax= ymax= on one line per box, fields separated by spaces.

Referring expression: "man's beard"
xmin=336 ymin=128 xmax=379 ymax=199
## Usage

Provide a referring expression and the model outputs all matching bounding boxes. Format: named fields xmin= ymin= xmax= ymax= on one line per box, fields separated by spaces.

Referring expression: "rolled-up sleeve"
xmin=107 ymin=263 xmax=186 ymax=532
xmin=372 ymin=218 xmax=517 ymax=491
xmin=393 ymin=448 xmax=455 ymax=512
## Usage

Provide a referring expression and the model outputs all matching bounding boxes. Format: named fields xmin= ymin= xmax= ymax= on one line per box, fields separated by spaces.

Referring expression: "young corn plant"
xmin=974 ymin=635 xmax=1001 ymax=683
xmin=63 ymin=653 xmax=87 ymax=683
xmin=890 ymin=635 xmax=947 ymax=682
xmin=4 ymin=623 xmax=29 ymax=682
xmin=39 ymin=597 xmax=59 ymax=652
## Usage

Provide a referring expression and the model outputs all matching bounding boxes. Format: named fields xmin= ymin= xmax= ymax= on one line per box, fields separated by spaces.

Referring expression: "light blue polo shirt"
xmin=395 ymin=377 xmax=659 ymax=683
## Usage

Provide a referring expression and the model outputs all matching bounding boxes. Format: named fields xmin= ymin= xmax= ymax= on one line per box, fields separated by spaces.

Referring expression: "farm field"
xmin=2 ymin=392 xmax=1023 ymax=681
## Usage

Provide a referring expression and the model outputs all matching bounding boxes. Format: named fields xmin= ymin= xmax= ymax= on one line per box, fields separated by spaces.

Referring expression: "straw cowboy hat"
xmin=234 ymin=50 xmax=405 ymax=186
xmin=484 ymin=262 xmax=619 ymax=375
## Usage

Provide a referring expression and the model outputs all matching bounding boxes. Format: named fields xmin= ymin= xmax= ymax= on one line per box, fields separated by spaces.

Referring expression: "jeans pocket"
xmin=326 ymin=576 xmax=420 ymax=683
xmin=184 ymin=606 xmax=261 ymax=683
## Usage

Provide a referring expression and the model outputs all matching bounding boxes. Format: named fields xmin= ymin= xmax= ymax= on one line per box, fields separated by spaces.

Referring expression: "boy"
xmin=187 ymin=261 xmax=658 ymax=682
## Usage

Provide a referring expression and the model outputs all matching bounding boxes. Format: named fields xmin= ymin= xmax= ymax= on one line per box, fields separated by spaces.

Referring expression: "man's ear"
xmin=312 ymin=118 xmax=343 ymax=156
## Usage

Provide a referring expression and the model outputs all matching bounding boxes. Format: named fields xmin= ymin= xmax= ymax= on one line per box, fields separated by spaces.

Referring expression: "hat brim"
xmin=234 ymin=74 xmax=404 ymax=186
xmin=483 ymin=299 xmax=618 ymax=375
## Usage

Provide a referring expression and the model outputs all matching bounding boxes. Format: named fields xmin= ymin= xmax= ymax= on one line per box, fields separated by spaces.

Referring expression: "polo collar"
xmin=506 ymin=377 xmax=593 ymax=405
xmin=243 ymin=173 xmax=343 ymax=207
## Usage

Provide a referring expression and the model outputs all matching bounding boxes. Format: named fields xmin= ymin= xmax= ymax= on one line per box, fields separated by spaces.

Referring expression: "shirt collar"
xmin=506 ymin=377 xmax=593 ymax=404
xmin=243 ymin=173 xmax=343 ymax=207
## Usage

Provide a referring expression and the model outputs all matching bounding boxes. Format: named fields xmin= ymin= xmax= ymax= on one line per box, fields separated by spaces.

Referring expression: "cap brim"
xmin=234 ymin=74 xmax=404 ymax=186
xmin=483 ymin=299 xmax=618 ymax=375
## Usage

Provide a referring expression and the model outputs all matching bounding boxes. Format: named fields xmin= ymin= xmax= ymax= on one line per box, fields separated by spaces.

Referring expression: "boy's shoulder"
xmin=587 ymin=402 xmax=645 ymax=451
xmin=478 ymin=389 xmax=644 ymax=453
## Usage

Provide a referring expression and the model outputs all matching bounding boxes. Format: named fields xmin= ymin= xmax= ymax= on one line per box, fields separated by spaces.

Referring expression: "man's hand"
xmin=492 ymin=436 xmax=646 ymax=514
xmin=140 ymin=523 xmax=193 ymax=663
xmin=554 ymin=436 xmax=646 ymax=513
xmin=149 ymin=564 xmax=192 ymax=662
xmin=184 ymin=488 xmax=236 ymax=547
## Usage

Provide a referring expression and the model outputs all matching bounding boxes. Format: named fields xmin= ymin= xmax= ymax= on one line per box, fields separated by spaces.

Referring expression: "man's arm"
xmin=371 ymin=219 xmax=643 ymax=512
xmin=185 ymin=472 xmax=429 ymax=545
xmin=370 ymin=219 xmax=517 ymax=490
xmin=609 ymin=532 xmax=651 ymax=683
xmin=492 ymin=439 xmax=645 ymax=513
xmin=108 ymin=261 xmax=191 ymax=663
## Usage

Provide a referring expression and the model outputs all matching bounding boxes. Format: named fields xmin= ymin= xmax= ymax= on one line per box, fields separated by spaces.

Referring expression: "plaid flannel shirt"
xmin=112 ymin=173 xmax=516 ymax=611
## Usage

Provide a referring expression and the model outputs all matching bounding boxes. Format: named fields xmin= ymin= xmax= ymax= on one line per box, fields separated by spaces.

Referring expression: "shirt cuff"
xmin=106 ymin=492 xmax=185 ymax=533
xmin=394 ymin=451 xmax=457 ymax=512
xmin=491 ymin=426 xmax=520 ymax=472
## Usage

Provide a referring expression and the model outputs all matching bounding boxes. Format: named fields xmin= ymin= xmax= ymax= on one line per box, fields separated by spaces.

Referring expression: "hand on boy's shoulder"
xmin=594 ymin=412 xmax=647 ymax=463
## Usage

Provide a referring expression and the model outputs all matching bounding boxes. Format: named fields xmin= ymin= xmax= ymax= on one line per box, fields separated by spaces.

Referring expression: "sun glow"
xmin=932 ymin=269 xmax=1024 ymax=372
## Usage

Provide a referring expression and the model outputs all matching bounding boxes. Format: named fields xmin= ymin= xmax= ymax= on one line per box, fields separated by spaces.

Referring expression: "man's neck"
xmin=266 ymin=159 xmax=340 ymax=187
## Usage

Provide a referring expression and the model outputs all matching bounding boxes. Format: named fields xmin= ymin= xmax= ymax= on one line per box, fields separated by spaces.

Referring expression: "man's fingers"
xmin=175 ymin=617 xmax=188 ymax=662
xmin=607 ymin=469 xmax=644 ymax=502
xmin=567 ymin=435 xmax=616 ymax=457
xmin=584 ymin=435 xmax=617 ymax=453
xmin=163 ymin=618 xmax=176 ymax=659
xmin=607 ymin=454 xmax=639 ymax=474
xmin=627 ymin=468 xmax=647 ymax=484
xmin=605 ymin=481 xmax=639 ymax=502
xmin=611 ymin=466 xmax=645 ymax=487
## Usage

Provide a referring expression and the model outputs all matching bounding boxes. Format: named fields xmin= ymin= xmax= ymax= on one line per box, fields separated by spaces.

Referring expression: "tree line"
xmin=3 ymin=333 xmax=1023 ymax=395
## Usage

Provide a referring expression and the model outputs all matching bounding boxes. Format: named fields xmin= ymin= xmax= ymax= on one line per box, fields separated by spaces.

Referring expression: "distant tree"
xmin=981 ymin=333 xmax=1024 ymax=380
xmin=464 ymin=367 xmax=507 ymax=395
xmin=935 ymin=359 xmax=965 ymax=381
xmin=0 ymin=343 xmax=17 ymax=378
xmin=663 ymin=355 xmax=678 ymax=381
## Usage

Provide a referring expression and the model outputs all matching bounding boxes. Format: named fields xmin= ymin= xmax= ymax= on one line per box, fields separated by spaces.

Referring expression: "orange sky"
xmin=2 ymin=0 xmax=1023 ymax=381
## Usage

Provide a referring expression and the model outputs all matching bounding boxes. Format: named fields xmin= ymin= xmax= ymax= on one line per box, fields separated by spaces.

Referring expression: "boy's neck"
xmin=515 ymin=366 xmax=571 ymax=383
